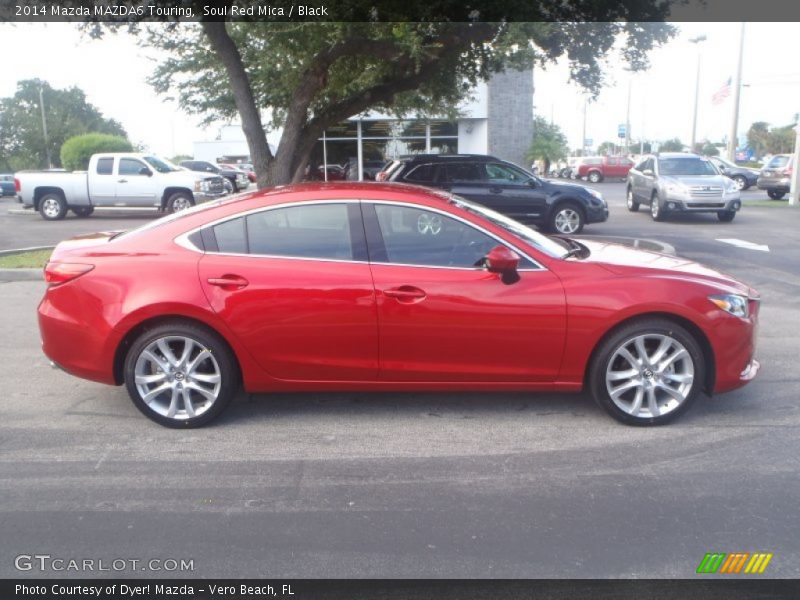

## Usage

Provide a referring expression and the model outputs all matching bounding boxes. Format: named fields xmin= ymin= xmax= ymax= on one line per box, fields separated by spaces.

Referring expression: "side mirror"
xmin=484 ymin=245 xmax=520 ymax=284
xmin=642 ymin=169 xmax=654 ymax=177
xmin=139 ymin=167 xmax=153 ymax=176
xmin=527 ymin=178 xmax=538 ymax=188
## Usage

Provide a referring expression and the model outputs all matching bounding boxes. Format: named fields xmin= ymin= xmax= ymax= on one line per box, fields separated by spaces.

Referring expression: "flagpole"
xmin=727 ymin=23 xmax=745 ymax=161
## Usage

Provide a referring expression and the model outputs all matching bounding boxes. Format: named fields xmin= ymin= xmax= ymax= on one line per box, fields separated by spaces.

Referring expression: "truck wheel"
xmin=767 ymin=190 xmax=785 ymax=200
xmin=39 ymin=193 xmax=68 ymax=221
xmin=72 ymin=206 xmax=94 ymax=218
xmin=167 ymin=192 xmax=194 ymax=213
xmin=588 ymin=171 xmax=603 ymax=184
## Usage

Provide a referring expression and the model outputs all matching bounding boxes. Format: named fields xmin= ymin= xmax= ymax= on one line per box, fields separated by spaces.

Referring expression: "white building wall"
xmin=457 ymin=119 xmax=489 ymax=154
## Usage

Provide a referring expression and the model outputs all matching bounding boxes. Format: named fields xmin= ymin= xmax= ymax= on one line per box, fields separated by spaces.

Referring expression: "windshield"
xmin=143 ymin=156 xmax=179 ymax=173
xmin=449 ymin=195 xmax=568 ymax=259
xmin=659 ymin=158 xmax=717 ymax=176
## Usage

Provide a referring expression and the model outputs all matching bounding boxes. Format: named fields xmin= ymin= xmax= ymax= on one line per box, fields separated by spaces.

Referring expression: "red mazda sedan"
xmin=38 ymin=182 xmax=760 ymax=428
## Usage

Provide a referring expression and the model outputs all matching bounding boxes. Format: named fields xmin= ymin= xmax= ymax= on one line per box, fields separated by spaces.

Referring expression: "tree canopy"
xmin=747 ymin=121 xmax=795 ymax=157
xmin=60 ymin=133 xmax=133 ymax=171
xmin=0 ymin=79 xmax=127 ymax=171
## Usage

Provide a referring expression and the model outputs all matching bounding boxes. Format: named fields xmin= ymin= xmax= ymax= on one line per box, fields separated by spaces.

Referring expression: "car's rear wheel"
xmin=717 ymin=210 xmax=736 ymax=222
xmin=39 ymin=193 xmax=68 ymax=220
xmin=549 ymin=201 xmax=585 ymax=234
xmin=167 ymin=192 xmax=194 ymax=213
xmin=588 ymin=318 xmax=705 ymax=425
xmin=626 ymin=187 xmax=639 ymax=212
xmin=124 ymin=322 xmax=238 ymax=428
xmin=72 ymin=206 xmax=94 ymax=218
xmin=588 ymin=171 xmax=603 ymax=183
xmin=732 ymin=175 xmax=748 ymax=191
xmin=767 ymin=189 xmax=786 ymax=200
xmin=650 ymin=192 xmax=666 ymax=221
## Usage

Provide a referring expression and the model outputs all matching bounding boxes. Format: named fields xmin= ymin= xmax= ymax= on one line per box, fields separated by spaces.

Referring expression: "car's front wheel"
xmin=124 ymin=322 xmax=239 ymax=428
xmin=549 ymin=201 xmax=585 ymax=234
xmin=717 ymin=210 xmax=736 ymax=222
xmin=650 ymin=192 xmax=666 ymax=222
xmin=733 ymin=175 xmax=748 ymax=191
xmin=626 ymin=187 xmax=639 ymax=212
xmin=588 ymin=318 xmax=705 ymax=425
xmin=587 ymin=171 xmax=603 ymax=183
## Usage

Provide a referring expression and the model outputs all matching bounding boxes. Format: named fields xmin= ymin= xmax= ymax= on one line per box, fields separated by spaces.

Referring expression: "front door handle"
xmin=117 ymin=179 xmax=128 ymax=183
xmin=488 ymin=186 xmax=503 ymax=194
xmin=207 ymin=274 xmax=249 ymax=290
xmin=383 ymin=285 xmax=427 ymax=303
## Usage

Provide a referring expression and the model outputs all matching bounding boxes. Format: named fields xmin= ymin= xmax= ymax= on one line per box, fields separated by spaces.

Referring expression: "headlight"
xmin=585 ymin=188 xmax=606 ymax=204
xmin=193 ymin=181 xmax=202 ymax=192
xmin=709 ymin=294 xmax=749 ymax=318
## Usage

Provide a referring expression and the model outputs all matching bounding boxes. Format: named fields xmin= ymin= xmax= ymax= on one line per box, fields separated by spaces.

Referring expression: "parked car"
xmin=344 ymin=159 xmax=388 ymax=181
xmin=180 ymin=160 xmax=250 ymax=192
xmin=0 ymin=174 xmax=16 ymax=196
xmin=39 ymin=181 xmax=760 ymax=428
xmin=576 ymin=156 xmax=634 ymax=183
xmin=757 ymin=154 xmax=794 ymax=200
xmin=626 ymin=153 xmax=742 ymax=222
xmin=219 ymin=162 xmax=256 ymax=183
xmin=378 ymin=154 xmax=608 ymax=234
xmin=707 ymin=156 xmax=759 ymax=191
xmin=15 ymin=154 xmax=227 ymax=220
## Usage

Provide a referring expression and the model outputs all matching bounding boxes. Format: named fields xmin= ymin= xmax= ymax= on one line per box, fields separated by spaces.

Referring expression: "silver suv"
xmin=626 ymin=153 xmax=741 ymax=222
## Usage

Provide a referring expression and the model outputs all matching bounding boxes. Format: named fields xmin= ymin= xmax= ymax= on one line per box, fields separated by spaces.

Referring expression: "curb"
xmin=7 ymin=208 xmax=37 ymax=216
xmin=0 ymin=245 xmax=54 ymax=257
xmin=0 ymin=268 xmax=43 ymax=282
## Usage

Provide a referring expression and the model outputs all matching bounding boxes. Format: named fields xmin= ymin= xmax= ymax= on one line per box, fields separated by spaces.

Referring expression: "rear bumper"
xmin=757 ymin=178 xmax=790 ymax=191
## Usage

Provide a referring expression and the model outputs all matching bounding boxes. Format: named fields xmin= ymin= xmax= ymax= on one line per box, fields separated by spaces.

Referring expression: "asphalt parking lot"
xmin=1 ymin=183 xmax=799 ymax=579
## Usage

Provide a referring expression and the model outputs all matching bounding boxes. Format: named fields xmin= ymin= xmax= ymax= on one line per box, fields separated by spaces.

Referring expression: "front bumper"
xmin=585 ymin=203 xmax=609 ymax=224
xmin=661 ymin=197 xmax=741 ymax=213
xmin=194 ymin=191 xmax=227 ymax=203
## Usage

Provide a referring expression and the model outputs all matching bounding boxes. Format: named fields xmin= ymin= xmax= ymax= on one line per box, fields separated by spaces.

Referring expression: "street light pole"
xmin=582 ymin=99 xmax=587 ymax=155
xmin=727 ymin=23 xmax=746 ymax=161
xmin=689 ymin=34 xmax=707 ymax=153
xmin=38 ymin=85 xmax=52 ymax=169
xmin=790 ymin=121 xmax=800 ymax=206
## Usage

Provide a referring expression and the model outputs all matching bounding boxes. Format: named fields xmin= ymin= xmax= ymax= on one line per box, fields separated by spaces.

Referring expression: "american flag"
xmin=712 ymin=77 xmax=732 ymax=105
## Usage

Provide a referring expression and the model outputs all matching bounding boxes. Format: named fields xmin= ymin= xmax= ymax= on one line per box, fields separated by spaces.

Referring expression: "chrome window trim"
xmin=173 ymin=197 xmax=547 ymax=272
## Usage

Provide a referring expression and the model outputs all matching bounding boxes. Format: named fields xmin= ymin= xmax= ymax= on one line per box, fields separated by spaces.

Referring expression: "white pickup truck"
xmin=16 ymin=153 xmax=228 ymax=220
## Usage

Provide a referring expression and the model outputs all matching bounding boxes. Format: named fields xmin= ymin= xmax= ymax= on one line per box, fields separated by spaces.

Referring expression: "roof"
xmin=394 ymin=153 xmax=502 ymax=163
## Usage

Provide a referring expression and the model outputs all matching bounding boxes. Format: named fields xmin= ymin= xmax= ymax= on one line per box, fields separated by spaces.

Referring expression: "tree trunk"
xmin=201 ymin=21 xmax=274 ymax=188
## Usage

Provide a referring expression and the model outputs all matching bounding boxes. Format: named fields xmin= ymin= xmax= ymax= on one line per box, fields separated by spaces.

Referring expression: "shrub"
xmin=60 ymin=133 xmax=133 ymax=171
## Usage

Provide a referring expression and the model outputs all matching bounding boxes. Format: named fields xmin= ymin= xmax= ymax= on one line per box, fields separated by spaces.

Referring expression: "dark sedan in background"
xmin=377 ymin=154 xmax=608 ymax=234
xmin=708 ymin=156 xmax=759 ymax=191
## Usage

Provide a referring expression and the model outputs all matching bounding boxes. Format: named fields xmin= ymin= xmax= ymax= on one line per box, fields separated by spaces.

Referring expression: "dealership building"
xmin=192 ymin=67 xmax=534 ymax=178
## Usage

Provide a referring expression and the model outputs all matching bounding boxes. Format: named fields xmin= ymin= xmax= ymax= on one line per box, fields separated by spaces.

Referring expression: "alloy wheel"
xmin=553 ymin=208 xmax=581 ymax=234
xmin=605 ymin=333 xmax=694 ymax=419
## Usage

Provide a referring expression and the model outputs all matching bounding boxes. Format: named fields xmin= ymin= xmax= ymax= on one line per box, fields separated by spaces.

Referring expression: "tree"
xmin=60 ymin=133 xmax=133 ymax=171
xmin=746 ymin=121 xmax=770 ymax=158
xmin=526 ymin=117 xmax=569 ymax=174
xmin=0 ymin=79 xmax=127 ymax=171
xmin=631 ymin=140 xmax=652 ymax=154
xmin=110 ymin=10 xmax=673 ymax=188
xmin=597 ymin=141 xmax=618 ymax=156
xmin=693 ymin=141 xmax=720 ymax=156
xmin=766 ymin=125 xmax=795 ymax=154
xmin=659 ymin=138 xmax=684 ymax=152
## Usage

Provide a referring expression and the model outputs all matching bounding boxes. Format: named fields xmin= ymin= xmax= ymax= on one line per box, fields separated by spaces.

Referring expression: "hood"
xmin=544 ymin=180 xmax=592 ymax=194
xmin=576 ymin=239 xmax=755 ymax=296
xmin=173 ymin=168 xmax=220 ymax=182
xmin=660 ymin=175 xmax=729 ymax=187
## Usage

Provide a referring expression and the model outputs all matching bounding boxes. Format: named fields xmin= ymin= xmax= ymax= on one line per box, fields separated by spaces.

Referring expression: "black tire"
xmin=626 ymin=186 xmax=639 ymax=212
xmin=548 ymin=201 xmax=585 ymax=235
xmin=587 ymin=170 xmax=603 ymax=184
xmin=717 ymin=210 xmax=736 ymax=222
xmin=650 ymin=192 xmax=666 ymax=222
xmin=38 ymin=193 xmax=68 ymax=221
xmin=123 ymin=321 xmax=239 ymax=428
xmin=72 ymin=206 xmax=94 ymax=218
xmin=767 ymin=189 xmax=786 ymax=200
xmin=166 ymin=192 xmax=194 ymax=213
xmin=588 ymin=318 xmax=705 ymax=426
xmin=733 ymin=175 xmax=748 ymax=191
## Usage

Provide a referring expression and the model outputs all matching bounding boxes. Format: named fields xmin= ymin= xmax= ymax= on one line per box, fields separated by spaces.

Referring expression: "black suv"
xmin=379 ymin=154 xmax=608 ymax=234
xmin=180 ymin=160 xmax=250 ymax=192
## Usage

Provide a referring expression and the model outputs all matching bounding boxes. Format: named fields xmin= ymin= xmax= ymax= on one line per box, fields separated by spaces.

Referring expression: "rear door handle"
xmin=488 ymin=186 xmax=503 ymax=194
xmin=383 ymin=286 xmax=426 ymax=302
xmin=117 ymin=179 xmax=128 ymax=183
xmin=207 ymin=274 xmax=249 ymax=290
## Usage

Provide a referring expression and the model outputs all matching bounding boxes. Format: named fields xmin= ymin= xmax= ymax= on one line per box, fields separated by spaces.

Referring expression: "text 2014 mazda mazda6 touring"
xmin=38 ymin=182 xmax=760 ymax=428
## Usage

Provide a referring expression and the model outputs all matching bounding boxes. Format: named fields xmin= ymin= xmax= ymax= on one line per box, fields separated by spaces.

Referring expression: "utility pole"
xmin=625 ymin=75 xmax=632 ymax=156
xmin=582 ymin=100 xmax=587 ymax=155
xmin=689 ymin=35 xmax=707 ymax=153
xmin=790 ymin=120 xmax=800 ymax=206
xmin=38 ymin=85 xmax=52 ymax=169
xmin=727 ymin=23 xmax=746 ymax=161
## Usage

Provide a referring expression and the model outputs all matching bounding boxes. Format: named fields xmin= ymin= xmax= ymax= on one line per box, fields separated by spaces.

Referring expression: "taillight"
xmin=375 ymin=172 xmax=388 ymax=182
xmin=783 ymin=166 xmax=793 ymax=176
xmin=44 ymin=262 xmax=94 ymax=286
xmin=14 ymin=177 xmax=20 ymax=192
